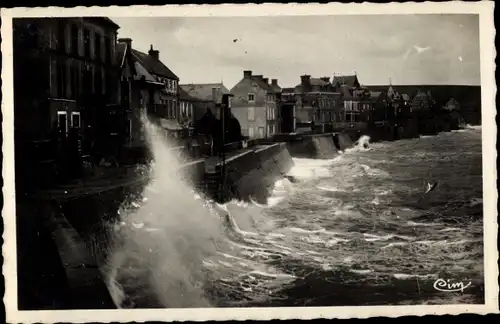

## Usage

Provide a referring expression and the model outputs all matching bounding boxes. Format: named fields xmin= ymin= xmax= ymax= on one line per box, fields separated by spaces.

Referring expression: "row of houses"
xmin=13 ymin=17 xmax=477 ymax=187
xmin=13 ymin=17 xmax=235 ymax=170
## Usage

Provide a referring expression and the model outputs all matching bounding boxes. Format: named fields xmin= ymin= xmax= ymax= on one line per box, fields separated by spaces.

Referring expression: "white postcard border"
xmin=2 ymin=2 xmax=498 ymax=323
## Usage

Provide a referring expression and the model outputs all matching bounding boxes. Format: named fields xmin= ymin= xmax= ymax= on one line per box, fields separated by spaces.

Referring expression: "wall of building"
xmin=230 ymin=75 xmax=271 ymax=139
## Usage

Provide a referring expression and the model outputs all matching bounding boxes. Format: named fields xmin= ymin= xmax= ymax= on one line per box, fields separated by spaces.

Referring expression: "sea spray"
xmin=104 ymin=115 xmax=227 ymax=308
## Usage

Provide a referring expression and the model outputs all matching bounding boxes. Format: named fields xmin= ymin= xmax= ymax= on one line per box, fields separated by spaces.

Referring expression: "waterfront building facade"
xmin=230 ymin=71 xmax=279 ymax=139
xmin=178 ymin=86 xmax=196 ymax=132
xmin=179 ymin=83 xmax=230 ymax=123
xmin=116 ymin=38 xmax=165 ymax=148
xmin=331 ymin=74 xmax=373 ymax=131
xmin=291 ymin=75 xmax=341 ymax=133
xmin=13 ymin=17 xmax=121 ymax=187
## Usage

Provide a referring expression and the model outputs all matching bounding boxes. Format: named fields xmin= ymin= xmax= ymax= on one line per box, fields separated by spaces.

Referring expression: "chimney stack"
xmin=301 ymin=75 xmax=311 ymax=92
xmin=271 ymin=79 xmax=278 ymax=86
xmin=148 ymin=44 xmax=159 ymax=60
xmin=118 ymin=38 xmax=132 ymax=48
xmin=243 ymin=70 xmax=252 ymax=79
xmin=212 ymin=87 xmax=222 ymax=104
xmin=262 ymin=77 xmax=269 ymax=84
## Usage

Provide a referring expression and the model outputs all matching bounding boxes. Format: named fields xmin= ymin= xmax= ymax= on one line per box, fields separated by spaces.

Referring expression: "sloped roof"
xmin=134 ymin=61 xmax=159 ymax=83
xmin=310 ymin=78 xmax=330 ymax=86
xmin=340 ymin=85 xmax=353 ymax=99
xmin=116 ymin=43 xmax=127 ymax=67
xmin=293 ymin=77 xmax=331 ymax=89
xmin=178 ymin=86 xmax=197 ymax=101
xmin=180 ymin=83 xmax=229 ymax=102
xmin=271 ymin=83 xmax=282 ymax=93
xmin=332 ymin=75 xmax=359 ymax=88
xmin=252 ymin=76 xmax=275 ymax=93
xmin=100 ymin=17 xmax=120 ymax=29
xmin=365 ymin=85 xmax=481 ymax=106
xmin=131 ymin=48 xmax=179 ymax=80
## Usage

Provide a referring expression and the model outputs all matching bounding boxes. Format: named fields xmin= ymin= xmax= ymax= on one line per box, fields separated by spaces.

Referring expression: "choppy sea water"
xmin=104 ymin=125 xmax=484 ymax=308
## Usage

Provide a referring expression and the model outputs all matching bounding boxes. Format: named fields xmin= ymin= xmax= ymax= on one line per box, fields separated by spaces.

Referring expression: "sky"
xmin=112 ymin=14 xmax=480 ymax=89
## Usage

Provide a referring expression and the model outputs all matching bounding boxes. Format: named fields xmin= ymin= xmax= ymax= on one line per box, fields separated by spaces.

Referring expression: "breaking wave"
xmin=103 ymin=123 xmax=484 ymax=308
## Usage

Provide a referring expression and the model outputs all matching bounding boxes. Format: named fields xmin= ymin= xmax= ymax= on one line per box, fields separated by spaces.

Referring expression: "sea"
xmin=103 ymin=124 xmax=484 ymax=309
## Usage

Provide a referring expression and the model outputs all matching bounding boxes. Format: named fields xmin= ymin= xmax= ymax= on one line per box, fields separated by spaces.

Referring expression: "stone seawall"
xmin=210 ymin=143 xmax=294 ymax=204
xmin=17 ymin=143 xmax=295 ymax=309
xmin=333 ymin=132 xmax=354 ymax=151
xmin=274 ymin=133 xmax=340 ymax=159
xmin=365 ymin=112 xmax=466 ymax=143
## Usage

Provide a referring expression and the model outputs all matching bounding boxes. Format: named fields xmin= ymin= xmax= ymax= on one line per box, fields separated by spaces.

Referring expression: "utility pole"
xmin=220 ymin=97 xmax=226 ymax=203
xmin=219 ymin=94 xmax=233 ymax=203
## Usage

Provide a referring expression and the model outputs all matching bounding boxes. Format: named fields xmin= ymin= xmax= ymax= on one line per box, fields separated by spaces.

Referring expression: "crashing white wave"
xmin=345 ymin=135 xmax=372 ymax=153
xmin=465 ymin=124 xmax=482 ymax=130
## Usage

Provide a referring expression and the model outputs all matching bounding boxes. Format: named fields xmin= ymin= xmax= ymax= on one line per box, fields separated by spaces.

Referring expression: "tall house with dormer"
xmin=230 ymin=70 xmax=280 ymax=139
xmin=117 ymin=39 xmax=182 ymax=142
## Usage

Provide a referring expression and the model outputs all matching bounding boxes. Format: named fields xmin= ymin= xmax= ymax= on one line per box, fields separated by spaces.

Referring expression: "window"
xmin=71 ymin=24 xmax=78 ymax=56
xmin=57 ymin=111 xmax=68 ymax=134
xmin=95 ymin=33 xmax=102 ymax=61
xmin=104 ymin=36 xmax=111 ymax=63
xmin=258 ymin=127 xmax=265 ymax=138
xmin=128 ymin=119 xmax=132 ymax=141
xmin=69 ymin=64 xmax=78 ymax=99
xmin=248 ymin=107 xmax=255 ymax=121
xmin=248 ymin=93 xmax=255 ymax=102
xmin=102 ymin=72 xmax=107 ymax=98
xmin=83 ymin=29 xmax=91 ymax=58
xmin=248 ymin=127 xmax=254 ymax=138
xmin=94 ymin=67 xmax=102 ymax=95
xmin=57 ymin=22 xmax=66 ymax=52
xmin=57 ymin=61 xmax=67 ymax=98
xmin=71 ymin=112 xmax=81 ymax=128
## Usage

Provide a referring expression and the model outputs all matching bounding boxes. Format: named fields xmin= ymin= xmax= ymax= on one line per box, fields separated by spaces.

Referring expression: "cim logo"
xmin=433 ymin=278 xmax=472 ymax=292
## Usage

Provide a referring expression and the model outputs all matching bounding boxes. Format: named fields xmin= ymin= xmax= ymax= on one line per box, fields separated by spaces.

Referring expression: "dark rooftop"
xmin=332 ymin=75 xmax=360 ymax=88
xmin=180 ymin=83 xmax=229 ymax=102
xmin=131 ymin=48 xmax=179 ymax=81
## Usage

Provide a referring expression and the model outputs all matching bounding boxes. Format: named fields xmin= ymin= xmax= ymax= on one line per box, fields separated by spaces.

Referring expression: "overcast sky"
xmin=112 ymin=14 xmax=480 ymax=89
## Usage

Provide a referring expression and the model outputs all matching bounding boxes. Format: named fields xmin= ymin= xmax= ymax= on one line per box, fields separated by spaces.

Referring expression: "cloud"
xmin=111 ymin=14 xmax=480 ymax=87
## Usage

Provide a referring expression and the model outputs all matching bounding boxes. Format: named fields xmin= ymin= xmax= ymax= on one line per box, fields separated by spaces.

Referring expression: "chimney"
xmin=148 ymin=44 xmax=159 ymax=60
xmin=118 ymin=38 xmax=132 ymax=48
xmin=271 ymin=79 xmax=278 ymax=86
xmin=212 ymin=87 xmax=219 ymax=103
xmin=263 ymin=77 xmax=269 ymax=84
xmin=253 ymin=74 xmax=263 ymax=80
xmin=243 ymin=70 xmax=252 ymax=79
xmin=301 ymin=74 xmax=311 ymax=92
